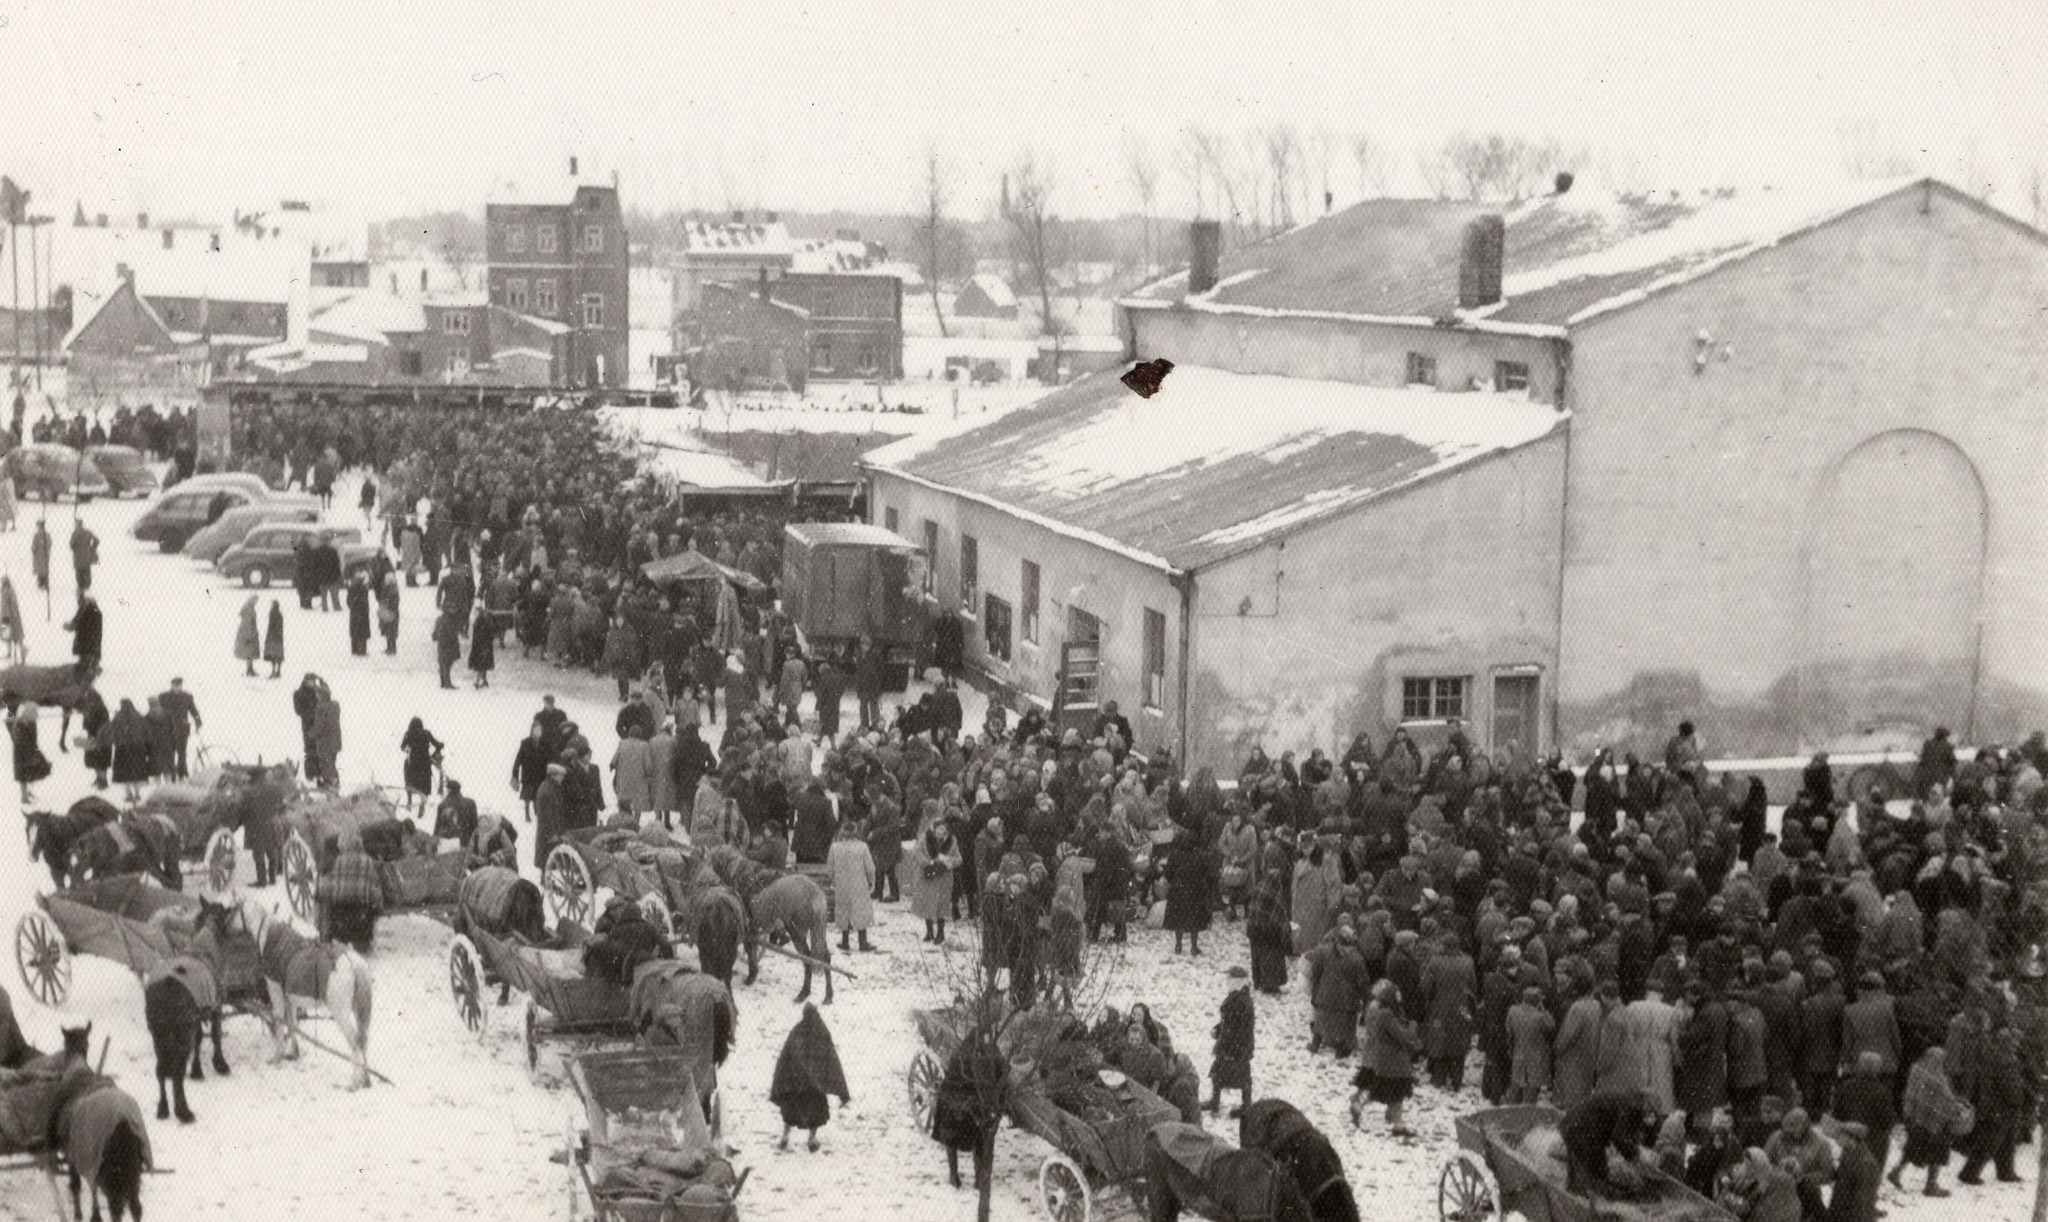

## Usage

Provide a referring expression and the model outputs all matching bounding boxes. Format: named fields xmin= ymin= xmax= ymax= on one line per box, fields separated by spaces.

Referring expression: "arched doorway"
xmin=1801 ymin=429 xmax=1987 ymax=746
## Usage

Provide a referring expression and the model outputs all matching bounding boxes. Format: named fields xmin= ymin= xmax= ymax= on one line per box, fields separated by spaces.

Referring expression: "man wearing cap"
xmin=157 ymin=677 xmax=202 ymax=780
xmin=1304 ymin=924 xmax=1370 ymax=1057
xmin=1839 ymin=972 xmax=1900 ymax=1080
xmin=533 ymin=761 xmax=568 ymax=868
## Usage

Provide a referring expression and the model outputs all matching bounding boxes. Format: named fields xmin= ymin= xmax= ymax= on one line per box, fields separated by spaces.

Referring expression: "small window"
xmin=1494 ymin=361 xmax=1530 ymax=392
xmin=1020 ymin=560 xmax=1041 ymax=644
xmin=1143 ymin=608 xmax=1167 ymax=709
xmin=508 ymin=279 xmax=529 ymax=311
xmin=505 ymin=225 xmax=527 ymax=254
xmin=536 ymin=224 xmax=559 ymax=254
xmin=1406 ymin=352 xmax=1437 ymax=387
xmin=584 ymin=224 xmax=604 ymax=253
xmin=446 ymin=353 xmax=469 ymax=377
xmin=984 ymin=595 xmax=1013 ymax=663
xmin=534 ymin=280 xmax=557 ymax=314
xmin=443 ymin=312 xmax=470 ymax=335
xmin=921 ymin=520 xmax=939 ymax=595
xmin=960 ymin=535 xmax=979 ymax=613
xmin=398 ymin=350 xmax=424 ymax=376
xmin=581 ymin=293 xmax=603 ymax=327
xmin=1401 ymin=676 xmax=1468 ymax=720
xmin=883 ymin=507 xmax=900 ymax=534
xmin=812 ymin=340 xmax=833 ymax=373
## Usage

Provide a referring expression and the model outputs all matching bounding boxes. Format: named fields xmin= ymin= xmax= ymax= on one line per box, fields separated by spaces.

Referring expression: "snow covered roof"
xmin=312 ymin=292 xmax=427 ymax=336
xmin=679 ymin=220 xmax=795 ymax=259
xmin=1125 ymin=179 xmax=1923 ymax=333
xmin=498 ymin=309 xmax=571 ymax=336
xmin=866 ymin=363 xmax=1566 ymax=571
xmin=964 ymin=274 xmax=1016 ymax=308
xmin=421 ymin=291 xmax=488 ymax=310
xmin=487 ymin=176 xmax=617 ymax=208
xmin=790 ymin=238 xmax=880 ymax=274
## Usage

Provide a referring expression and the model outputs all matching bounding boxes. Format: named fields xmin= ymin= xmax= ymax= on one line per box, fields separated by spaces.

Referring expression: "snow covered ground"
xmin=0 ymin=475 xmax=2033 ymax=1222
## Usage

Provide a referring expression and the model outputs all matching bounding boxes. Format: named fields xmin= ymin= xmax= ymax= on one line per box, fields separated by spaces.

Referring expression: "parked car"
xmin=162 ymin=472 xmax=273 ymax=500
xmin=3 ymin=444 xmax=112 ymax=502
xmin=182 ymin=497 xmax=324 ymax=563
xmin=83 ymin=445 xmax=159 ymax=498
xmin=217 ymin=524 xmax=378 ymax=588
xmin=134 ymin=485 xmax=266 ymax=551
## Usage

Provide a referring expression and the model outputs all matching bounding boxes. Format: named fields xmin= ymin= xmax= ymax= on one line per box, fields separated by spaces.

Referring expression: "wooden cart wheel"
xmin=14 ymin=911 xmax=70 ymax=1008
xmin=1039 ymin=1152 xmax=1092 ymax=1222
xmin=523 ymin=998 xmax=540 ymax=1075
xmin=283 ymin=830 xmax=317 ymax=922
xmin=204 ymin=827 xmax=238 ymax=895
xmin=907 ymin=1050 xmax=942 ymax=1134
xmin=637 ymin=891 xmax=673 ymax=940
xmin=1438 ymin=1150 xmax=1502 ymax=1222
xmin=545 ymin=844 xmax=594 ymax=930
xmin=448 ymin=936 xmax=487 ymax=1037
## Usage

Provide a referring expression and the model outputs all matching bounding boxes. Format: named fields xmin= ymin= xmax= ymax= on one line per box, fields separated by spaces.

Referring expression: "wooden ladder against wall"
xmin=1053 ymin=639 xmax=1102 ymax=734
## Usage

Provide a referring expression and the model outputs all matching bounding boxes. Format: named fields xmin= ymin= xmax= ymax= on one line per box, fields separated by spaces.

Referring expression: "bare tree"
xmin=1427 ymin=132 xmax=1575 ymax=201
xmin=1352 ymin=133 xmax=1391 ymax=200
xmin=1125 ymin=137 xmax=1161 ymax=277
xmin=1306 ymin=127 xmax=1339 ymax=216
xmin=1177 ymin=126 xmax=1214 ymax=220
xmin=917 ymin=146 xmax=951 ymax=339
xmin=1262 ymin=123 xmax=1302 ymax=233
xmin=1007 ymin=151 xmax=1062 ymax=364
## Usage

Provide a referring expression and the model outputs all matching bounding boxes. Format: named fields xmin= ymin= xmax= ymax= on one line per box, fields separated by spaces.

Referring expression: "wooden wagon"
xmin=908 ymin=1005 xmax=1177 ymax=1222
xmin=131 ymin=761 xmax=290 ymax=896
xmin=446 ymin=922 xmax=637 ymax=1072
xmin=565 ymin=1048 xmax=741 ymax=1222
xmin=13 ymin=876 xmax=265 ymax=1016
xmin=1439 ymin=1106 xmax=1734 ymax=1222
xmin=544 ymin=830 xmax=697 ymax=935
xmin=276 ymin=790 xmax=467 ymax=926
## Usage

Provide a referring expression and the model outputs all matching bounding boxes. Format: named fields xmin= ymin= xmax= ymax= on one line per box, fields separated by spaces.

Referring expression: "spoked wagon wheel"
xmin=204 ymin=827 xmax=238 ymax=895
xmin=1438 ymin=1150 xmax=1502 ymax=1222
xmin=1039 ymin=1152 xmax=1092 ymax=1222
xmin=637 ymin=891 xmax=673 ymax=940
xmin=448 ymin=936 xmax=487 ymax=1038
xmin=283 ymin=830 xmax=318 ymax=923
xmin=14 ymin=911 xmax=71 ymax=1007
xmin=907 ymin=1050 xmax=941 ymax=1134
xmin=544 ymin=845 xmax=594 ymax=930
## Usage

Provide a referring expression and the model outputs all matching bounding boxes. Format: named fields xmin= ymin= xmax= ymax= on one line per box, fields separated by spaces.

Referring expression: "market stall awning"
xmin=641 ymin=549 xmax=767 ymax=591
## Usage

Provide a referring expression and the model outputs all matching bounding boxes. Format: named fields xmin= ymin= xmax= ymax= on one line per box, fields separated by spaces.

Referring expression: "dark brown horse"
xmin=25 ymin=796 xmax=121 ymax=888
xmin=68 ymin=814 xmax=182 ymax=890
xmin=0 ymin=662 xmax=99 ymax=752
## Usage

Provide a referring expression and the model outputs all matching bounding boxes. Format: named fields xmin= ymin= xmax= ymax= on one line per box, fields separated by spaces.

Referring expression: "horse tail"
xmin=98 ymin=1118 xmax=146 ymax=1222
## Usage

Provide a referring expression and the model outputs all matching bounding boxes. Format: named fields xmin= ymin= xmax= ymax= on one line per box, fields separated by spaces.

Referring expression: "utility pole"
xmin=2 ymin=178 xmax=25 ymax=387
xmin=27 ymin=217 xmax=50 ymax=390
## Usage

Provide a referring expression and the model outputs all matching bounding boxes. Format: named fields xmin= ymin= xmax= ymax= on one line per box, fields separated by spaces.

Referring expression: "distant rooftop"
xmin=866 ymin=363 xmax=1565 ymax=571
xmin=680 ymin=220 xmax=795 ymax=259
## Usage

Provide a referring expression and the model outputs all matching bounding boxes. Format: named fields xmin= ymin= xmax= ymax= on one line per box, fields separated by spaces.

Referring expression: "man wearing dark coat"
xmin=345 ymin=574 xmax=372 ymax=655
xmin=532 ymin=762 xmax=568 ymax=868
xmin=791 ymin=781 xmax=836 ymax=865
xmin=65 ymin=595 xmax=102 ymax=676
xmin=157 ymin=678 xmax=202 ymax=780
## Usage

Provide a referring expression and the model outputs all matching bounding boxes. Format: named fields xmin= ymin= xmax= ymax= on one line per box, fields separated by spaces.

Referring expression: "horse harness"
xmin=259 ymin=924 xmax=339 ymax=1000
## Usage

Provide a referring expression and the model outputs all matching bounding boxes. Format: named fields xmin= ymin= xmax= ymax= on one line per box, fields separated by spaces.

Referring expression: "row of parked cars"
xmin=1 ymin=443 xmax=161 ymax=502
xmin=132 ymin=472 xmax=379 ymax=588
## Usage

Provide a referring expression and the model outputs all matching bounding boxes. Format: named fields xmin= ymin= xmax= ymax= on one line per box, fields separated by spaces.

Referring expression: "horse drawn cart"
xmin=908 ymin=1005 xmax=1178 ymax=1222
xmin=544 ymin=828 xmax=697 ymax=936
xmin=13 ymin=877 xmax=260 ymax=1012
xmin=447 ymin=922 xmax=638 ymax=1073
xmin=565 ymin=1047 xmax=743 ymax=1222
xmin=132 ymin=761 xmax=290 ymax=898
xmin=1438 ymin=1106 xmax=1733 ymax=1222
xmin=276 ymin=789 xmax=469 ymax=927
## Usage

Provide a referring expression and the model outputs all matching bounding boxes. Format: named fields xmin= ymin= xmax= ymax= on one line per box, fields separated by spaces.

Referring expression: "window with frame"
xmin=505 ymin=225 xmax=526 ymax=254
xmin=1020 ymin=560 xmax=1041 ymax=644
xmin=1406 ymin=352 xmax=1437 ymax=387
xmin=1401 ymin=676 xmax=1468 ymax=720
xmin=534 ymin=280 xmax=557 ymax=314
xmin=921 ymin=520 xmax=938 ymax=595
xmin=581 ymin=293 xmax=604 ymax=327
xmin=536 ymin=224 xmax=559 ymax=254
xmin=1143 ymin=608 xmax=1167 ymax=708
xmin=508 ymin=279 xmax=529 ymax=311
xmin=583 ymin=224 xmax=604 ymax=253
xmin=983 ymin=595 xmax=1013 ymax=663
xmin=960 ymin=535 xmax=979 ymax=613
xmin=883 ymin=507 xmax=899 ymax=534
xmin=1494 ymin=360 xmax=1530 ymax=392
xmin=443 ymin=312 xmax=471 ymax=335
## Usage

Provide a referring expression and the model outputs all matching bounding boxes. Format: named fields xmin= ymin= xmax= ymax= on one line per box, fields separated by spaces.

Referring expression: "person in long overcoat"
xmin=400 ymin=717 xmax=442 ymax=815
xmin=611 ymin=730 xmax=653 ymax=817
xmin=932 ymin=1031 xmax=1008 ymax=1193
xmin=1306 ymin=926 xmax=1371 ymax=1055
xmin=1291 ymin=845 xmax=1342 ymax=955
xmin=911 ymin=804 xmax=961 ymax=943
xmin=1353 ymin=980 xmax=1421 ymax=1135
xmin=632 ymin=962 xmax=735 ymax=1129
xmin=532 ymin=763 xmax=568 ymax=868
xmin=1553 ymin=982 xmax=1605 ymax=1110
xmin=813 ymin=661 xmax=845 ymax=740
xmin=827 ymin=822 xmax=876 ymax=951
xmin=377 ymin=573 xmax=401 ymax=655
xmin=1420 ymin=935 xmax=1478 ymax=1090
xmin=645 ymin=723 xmax=677 ymax=825
xmin=1675 ymin=985 xmax=1730 ymax=1117
xmin=104 ymin=698 xmax=152 ymax=801
xmin=674 ymin=725 xmax=716 ymax=808
xmin=78 ymin=686 xmax=111 ymax=788
xmin=1506 ymin=987 xmax=1557 ymax=1102
xmin=467 ymin=607 xmax=495 ymax=688
xmin=770 ymin=1003 xmax=850 ymax=1152
xmin=310 ymin=691 xmax=343 ymax=788
xmin=511 ymin=722 xmax=551 ymax=821
xmin=262 ymin=600 xmax=285 ymax=678
xmin=233 ymin=596 xmax=261 ymax=676
xmin=1208 ymin=984 xmax=1255 ymax=1115
xmin=1162 ymin=833 xmax=1215 ymax=955
xmin=1246 ymin=866 xmax=1291 ymax=994
xmin=345 ymin=573 xmax=372 ymax=656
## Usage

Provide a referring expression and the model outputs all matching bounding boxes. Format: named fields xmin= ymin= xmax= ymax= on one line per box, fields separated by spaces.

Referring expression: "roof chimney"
xmin=1458 ymin=215 xmax=1505 ymax=310
xmin=115 ymin=263 xmax=133 ymax=285
xmin=1187 ymin=220 xmax=1222 ymax=296
xmin=1554 ymin=171 xmax=1575 ymax=195
xmin=137 ymin=212 xmax=149 ymax=230
xmin=569 ymin=156 xmax=579 ymax=177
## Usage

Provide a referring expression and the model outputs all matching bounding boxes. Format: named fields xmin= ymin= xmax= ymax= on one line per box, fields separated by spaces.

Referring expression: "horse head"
xmin=24 ymin=811 xmax=48 ymax=856
xmin=58 ymin=1022 xmax=92 ymax=1064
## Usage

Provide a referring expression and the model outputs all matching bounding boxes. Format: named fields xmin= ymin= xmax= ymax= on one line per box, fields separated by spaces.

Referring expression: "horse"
xmin=744 ymin=875 xmax=834 ymax=1005
xmin=142 ymin=957 xmax=224 ymax=1124
xmin=67 ymin=815 xmax=181 ymax=891
xmin=1239 ymin=1100 xmax=1358 ymax=1222
xmin=687 ymin=885 xmax=746 ymax=992
xmin=1144 ymin=1122 xmax=1314 ymax=1222
xmin=0 ymin=662 xmax=99 ymax=752
xmin=25 ymin=797 xmax=121 ymax=889
xmin=198 ymin=897 xmax=374 ymax=1090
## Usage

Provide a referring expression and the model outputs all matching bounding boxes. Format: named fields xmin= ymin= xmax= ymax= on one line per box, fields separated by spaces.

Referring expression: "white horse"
xmin=205 ymin=896 xmax=375 ymax=1090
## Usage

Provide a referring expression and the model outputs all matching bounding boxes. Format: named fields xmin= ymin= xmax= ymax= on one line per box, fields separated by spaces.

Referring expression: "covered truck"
xmin=780 ymin=523 xmax=928 ymax=688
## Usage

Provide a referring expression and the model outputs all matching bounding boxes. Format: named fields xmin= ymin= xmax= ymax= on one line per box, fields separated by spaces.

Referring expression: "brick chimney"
xmin=1458 ymin=215 xmax=1505 ymax=310
xmin=115 ymin=263 xmax=133 ymax=285
xmin=1187 ymin=220 xmax=1222 ymax=295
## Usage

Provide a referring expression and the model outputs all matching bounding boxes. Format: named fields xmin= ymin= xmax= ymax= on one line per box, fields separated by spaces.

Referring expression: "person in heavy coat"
xmin=234 ymin=595 xmax=261 ymax=676
xmin=1553 ymin=981 xmax=1605 ymax=1110
xmin=632 ymin=960 xmax=735 ymax=1127
xmin=771 ymin=1003 xmax=850 ymax=1152
xmin=645 ymin=723 xmax=677 ymax=825
xmin=827 ymin=822 xmax=876 ymax=952
xmin=1305 ymin=926 xmax=1371 ymax=1057
xmin=911 ymin=804 xmax=962 ymax=943
xmin=78 ymin=686 xmax=112 ymax=788
xmin=1207 ymin=985 xmax=1255 ymax=1116
xmin=611 ymin=729 xmax=653 ymax=817
xmin=1827 ymin=1121 xmax=1881 ymax=1222
xmin=345 ymin=573 xmax=372 ymax=656
xmin=1162 ymin=833 xmax=1215 ymax=955
xmin=467 ymin=607 xmax=495 ymax=687
xmin=1246 ymin=865 xmax=1291 ymax=994
xmin=1838 ymin=972 xmax=1900 ymax=1079
xmin=104 ymin=698 xmax=152 ymax=801
xmin=1832 ymin=1051 xmax=1897 ymax=1184
xmin=1420 ymin=935 xmax=1477 ymax=1089
xmin=1291 ymin=844 xmax=1342 ymax=955
xmin=400 ymin=717 xmax=442 ymax=815
xmin=932 ymin=1030 xmax=1008 ymax=1192
xmin=532 ymin=762 xmax=568 ymax=868
xmin=1676 ymin=984 xmax=1730 ymax=1117
xmin=1897 ymin=1045 xmax=1969 ymax=1196
xmin=1506 ymin=987 xmax=1557 ymax=1103
xmin=1353 ymin=979 xmax=1421 ymax=1136
xmin=260 ymin=599 xmax=285 ymax=678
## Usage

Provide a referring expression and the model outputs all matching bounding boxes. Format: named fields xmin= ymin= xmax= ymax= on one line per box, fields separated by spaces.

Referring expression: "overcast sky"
xmin=4 ymin=0 xmax=2044 ymax=224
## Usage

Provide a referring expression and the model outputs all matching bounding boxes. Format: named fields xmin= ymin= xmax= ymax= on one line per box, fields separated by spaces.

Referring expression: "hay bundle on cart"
xmin=457 ymin=867 xmax=549 ymax=941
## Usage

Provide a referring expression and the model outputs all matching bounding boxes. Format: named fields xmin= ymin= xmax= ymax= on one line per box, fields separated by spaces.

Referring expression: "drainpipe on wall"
xmin=1549 ymin=335 xmax=1572 ymax=757
xmin=1173 ymin=569 xmax=1195 ymax=769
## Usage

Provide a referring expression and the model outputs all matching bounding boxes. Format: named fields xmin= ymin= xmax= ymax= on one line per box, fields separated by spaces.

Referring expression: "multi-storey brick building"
xmin=485 ymin=168 xmax=628 ymax=387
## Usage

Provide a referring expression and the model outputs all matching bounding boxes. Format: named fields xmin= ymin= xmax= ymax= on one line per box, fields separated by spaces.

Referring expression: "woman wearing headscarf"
xmin=1353 ymin=978 xmax=1421 ymax=1137
xmin=911 ymin=800 xmax=961 ymax=944
xmin=770 ymin=1003 xmax=851 ymax=1153
xmin=400 ymin=717 xmax=444 ymax=817
xmin=468 ymin=606 xmax=495 ymax=688
xmin=104 ymin=697 xmax=152 ymax=802
xmin=7 ymin=695 xmax=47 ymax=804
xmin=233 ymin=595 xmax=261 ymax=676
xmin=263 ymin=599 xmax=286 ymax=679
xmin=377 ymin=572 xmax=402 ymax=655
